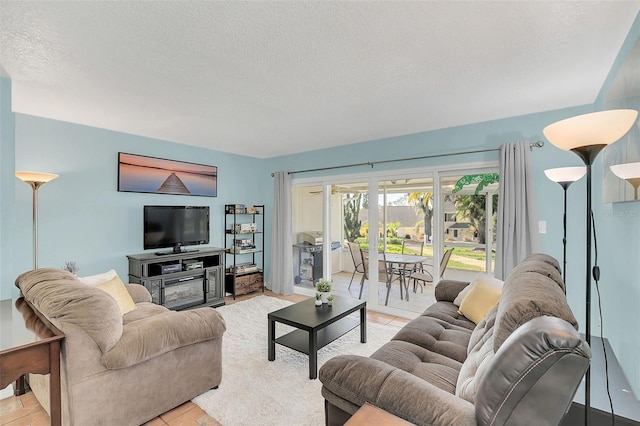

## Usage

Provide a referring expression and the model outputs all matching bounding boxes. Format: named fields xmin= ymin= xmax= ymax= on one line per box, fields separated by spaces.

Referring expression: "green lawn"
xmin=354 ymin=239 xmax=492 ymax=272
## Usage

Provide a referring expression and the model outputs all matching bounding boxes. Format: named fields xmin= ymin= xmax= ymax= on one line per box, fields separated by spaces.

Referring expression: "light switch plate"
xmin=538 ymin=221 xmax=547 ymax=234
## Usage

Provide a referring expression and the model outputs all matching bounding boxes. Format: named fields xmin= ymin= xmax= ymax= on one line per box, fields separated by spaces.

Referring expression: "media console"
xmin=127 ymin=248 xmax=225 ymax=310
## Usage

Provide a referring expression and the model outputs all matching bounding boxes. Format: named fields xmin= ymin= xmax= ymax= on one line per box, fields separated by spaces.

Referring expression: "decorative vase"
xmin=320 ymin=292 xmax=331 ymax=304
xmin=315 ymin=299 xmax=322 ymax=306
xmin=327 ymin=300 xmax=333 ymax=306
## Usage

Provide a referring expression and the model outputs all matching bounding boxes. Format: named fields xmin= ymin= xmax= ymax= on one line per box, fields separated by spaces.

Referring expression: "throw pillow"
xmin=96 ymin=275 xmax=137 ymax=315
xmin=453 ymin=273 xmax=504 ymax=306
xmin=458 ymin=279 xmax=502 ymax=324
xmin=78 ymin=269 xmax=118 ymax=286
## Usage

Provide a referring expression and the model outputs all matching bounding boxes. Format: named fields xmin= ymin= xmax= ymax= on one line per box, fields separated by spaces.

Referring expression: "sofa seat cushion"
xmin=102 ymin=308 xmax=226 ymax=369
xmin=123 ymin=302 xmax=170 ymax=325
xmin=391 ymin=304 xmax=474 ymax=363
xmin=421 ymin=302 xmax=477 ymax=331
xmin=370 ymin=341 xmax=462 ymax=394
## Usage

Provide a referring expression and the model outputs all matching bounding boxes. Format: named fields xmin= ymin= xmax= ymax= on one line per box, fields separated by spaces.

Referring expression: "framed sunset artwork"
xmin=118 ymin=153 xmax=218 ymax=197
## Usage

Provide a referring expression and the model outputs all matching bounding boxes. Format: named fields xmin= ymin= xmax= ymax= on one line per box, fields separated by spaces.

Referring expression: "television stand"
xmin=155 ymin=249 xmax=199 ymax=256
xmin=127 ymin=248 xmax=225 ymax=310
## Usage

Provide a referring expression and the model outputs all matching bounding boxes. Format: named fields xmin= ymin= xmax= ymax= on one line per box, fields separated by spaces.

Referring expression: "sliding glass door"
xmin=291 ymin=185 xmax=324 ymax=290
xmin=439 ymin=171 xmax=498 ymax=282
xmin=290 ymin=164 xmax=498 ymax=317
xmin=376 ymin=177 xmax=435 ymax=313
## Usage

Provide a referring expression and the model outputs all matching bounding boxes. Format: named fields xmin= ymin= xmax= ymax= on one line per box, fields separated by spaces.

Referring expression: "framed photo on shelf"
xmin=118 ymin=152 xmax=218 ymax=197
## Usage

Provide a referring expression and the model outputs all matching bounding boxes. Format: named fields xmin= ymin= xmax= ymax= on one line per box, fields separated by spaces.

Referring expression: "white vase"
xmin=315 ymin=299 xmax=322 ymax=306
xmin=320 ymin=291 xmax=331 ymax=304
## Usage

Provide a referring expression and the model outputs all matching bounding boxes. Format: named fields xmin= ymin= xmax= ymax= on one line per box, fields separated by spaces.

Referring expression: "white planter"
xmin=320 ymin=291 xmax=332 ymax=304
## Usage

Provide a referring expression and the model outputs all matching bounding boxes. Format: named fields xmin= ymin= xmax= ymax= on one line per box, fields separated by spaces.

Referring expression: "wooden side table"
xmin=345 ymin=403 xmax=414 ymax=425
xmin=0 ymin=298 xmax=64 ymax=426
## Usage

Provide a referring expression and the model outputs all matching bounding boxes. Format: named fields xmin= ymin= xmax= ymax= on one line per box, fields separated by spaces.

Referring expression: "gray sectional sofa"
xmin=319 ymin=253 xmax=591 ymax=426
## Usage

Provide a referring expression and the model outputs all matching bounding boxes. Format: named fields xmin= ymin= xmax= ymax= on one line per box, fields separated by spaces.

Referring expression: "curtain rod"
xmin=272 ymin=141 xmax=544 ymax=176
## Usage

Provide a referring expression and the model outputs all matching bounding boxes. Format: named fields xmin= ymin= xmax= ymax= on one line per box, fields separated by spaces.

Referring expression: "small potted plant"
xmin=315 ymin=279 xmax=332 ymax=303
xmin=315 ymin=292 xmax=323 ymax=306
xmin=326 ymin=294 xmax=334 ymax=306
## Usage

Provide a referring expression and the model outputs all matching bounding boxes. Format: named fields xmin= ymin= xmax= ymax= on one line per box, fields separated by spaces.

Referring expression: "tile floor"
xmin=0 ymin=289 xmax=409 ymax=426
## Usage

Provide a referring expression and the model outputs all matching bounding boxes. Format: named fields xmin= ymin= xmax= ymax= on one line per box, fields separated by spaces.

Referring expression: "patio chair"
xmin=410 ymin=247 xmax=454 ymax=293
xmin=390 ymin=240 xmax=425 ymax=279
xmin=360 ymin=251 xmax=400 ymax=305
xmin=346 ymin=242 xmax=366 ymax=290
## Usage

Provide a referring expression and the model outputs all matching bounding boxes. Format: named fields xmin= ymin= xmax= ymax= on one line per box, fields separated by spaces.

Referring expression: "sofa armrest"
xmin=125 ymin=283 xmax=152 ymax=303
xmin=475 ymin=316 xmax=590 ymax=426
xmin=101 ymin=307 xmax=226 ymax=369
xmin=435 ymin=280 xmax=469 ymax=302
xmin=320 ymin=355 xmax=475 ymax=426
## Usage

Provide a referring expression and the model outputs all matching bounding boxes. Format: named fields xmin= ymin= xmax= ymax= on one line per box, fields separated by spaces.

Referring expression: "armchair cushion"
xmin=16 ymin=268 xmax=123 ymax=354
xmin=77 ymin=269 xmax=118 ymax=286
xmin=101 ymin=308 xmax=226 ymax=369
xmin=125 ymin=283 xmax=153 ymax=304
xmin=96 ymin=275 xmax=137 ymax=315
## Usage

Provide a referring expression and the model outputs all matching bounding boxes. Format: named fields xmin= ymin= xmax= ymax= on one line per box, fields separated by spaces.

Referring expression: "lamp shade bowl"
xmin=610 ymin=162 xmax=640 ymax=201
xmin=544 ymin=166 xmax=586 ymax=184
xmin=543 ymin=109 xmax=638 ymax=151
xmin=610 ymin=162 xmax=640 ymax=180
xmin=15 ymin=171 xmax=59 ymax=184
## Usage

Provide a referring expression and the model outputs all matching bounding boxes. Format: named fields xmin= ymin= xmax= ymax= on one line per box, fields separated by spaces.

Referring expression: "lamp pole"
xmin=544 ymin=167 xmax=585 ymax=286
xmin=543 ymin=109 xmax=638 ymax=426
xmin=16 ymin=171 xmax=59 ymax=269
xmin=572 ymin=146 xmax=605 ymax=426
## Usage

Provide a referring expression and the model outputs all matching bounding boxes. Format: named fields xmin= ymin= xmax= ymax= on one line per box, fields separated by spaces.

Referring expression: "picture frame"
xmin=118 ymin=152 xmax=218 ymax=197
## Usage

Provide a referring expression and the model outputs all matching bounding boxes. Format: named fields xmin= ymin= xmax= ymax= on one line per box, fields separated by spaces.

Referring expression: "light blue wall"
xmin=265 ymin=104 xmax=594 ymax=324
xmin=2 ymin=12 xmax=638 ymax=395
xmin=7 ymin=113 xmax=271 ymax=298
xmin=591 ymin=12 xmax=640 ymax=397
xmin=0 ymin=78 xmax=16 ymax=300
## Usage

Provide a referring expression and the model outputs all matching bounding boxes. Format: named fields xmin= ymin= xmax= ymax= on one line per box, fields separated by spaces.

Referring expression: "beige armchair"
xmin=15 ymin=268 xmax=226 ymax=426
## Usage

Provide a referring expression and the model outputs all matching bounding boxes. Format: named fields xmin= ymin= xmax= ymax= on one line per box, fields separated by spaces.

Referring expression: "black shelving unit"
xmin=224 ymin=204 xmax=265 ymax=299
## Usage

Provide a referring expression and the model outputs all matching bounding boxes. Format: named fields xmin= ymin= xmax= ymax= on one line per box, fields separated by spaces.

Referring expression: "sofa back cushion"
xmin=493 ymin=267 xmax=578 ymax=352
xmin=16 ymin=268 xmax=124 ymax=354
xmin=455 ymin=306 xmax=498 ymax=402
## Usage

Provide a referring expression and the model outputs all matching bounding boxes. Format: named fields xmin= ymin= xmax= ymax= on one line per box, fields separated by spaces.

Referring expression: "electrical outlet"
xmin=538 ymin=221 xmax=547 ymax=234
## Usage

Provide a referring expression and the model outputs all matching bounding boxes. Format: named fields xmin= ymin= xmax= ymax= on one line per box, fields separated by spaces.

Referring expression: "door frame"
xmin=291 ymin=160 xmax=498 ymax=318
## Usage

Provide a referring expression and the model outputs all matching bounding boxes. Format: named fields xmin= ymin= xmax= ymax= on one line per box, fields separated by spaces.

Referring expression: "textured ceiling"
xmin=1 ymin=1 xmax=639 ymax=158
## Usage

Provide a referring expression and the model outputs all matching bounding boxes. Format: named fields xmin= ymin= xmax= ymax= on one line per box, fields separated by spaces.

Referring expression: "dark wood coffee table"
xmin=268 ymin=296 xmax=366 ymax=379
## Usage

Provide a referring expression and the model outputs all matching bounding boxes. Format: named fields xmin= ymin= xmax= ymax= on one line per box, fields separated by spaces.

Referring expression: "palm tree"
xmin=408 ymin=192 xmax=433 ymax=244
xmin=451 ymin=194 xmax=498 ymax=244
xmin=450 ymin=173 xmax=500 ymax=244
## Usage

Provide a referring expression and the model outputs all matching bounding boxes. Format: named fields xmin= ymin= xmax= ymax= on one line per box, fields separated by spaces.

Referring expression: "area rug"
xmin=192 ymin=295 xmax=403 ymax=425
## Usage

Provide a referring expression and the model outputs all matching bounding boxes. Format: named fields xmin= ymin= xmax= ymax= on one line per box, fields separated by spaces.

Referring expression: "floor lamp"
xmin=543 ymin=166 xmax=586 ymax=284
xmin=610 ymin=161 xmax=640 ymax=201
xmin=15 ymin=171 xmax=59 ymax=269
xmin=543 ymin=109 xmax=638 ymax=426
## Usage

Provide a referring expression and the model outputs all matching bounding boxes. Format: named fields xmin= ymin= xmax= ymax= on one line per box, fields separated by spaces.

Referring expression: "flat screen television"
xmin=144 ymin=205 xmax=210 ymax=254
